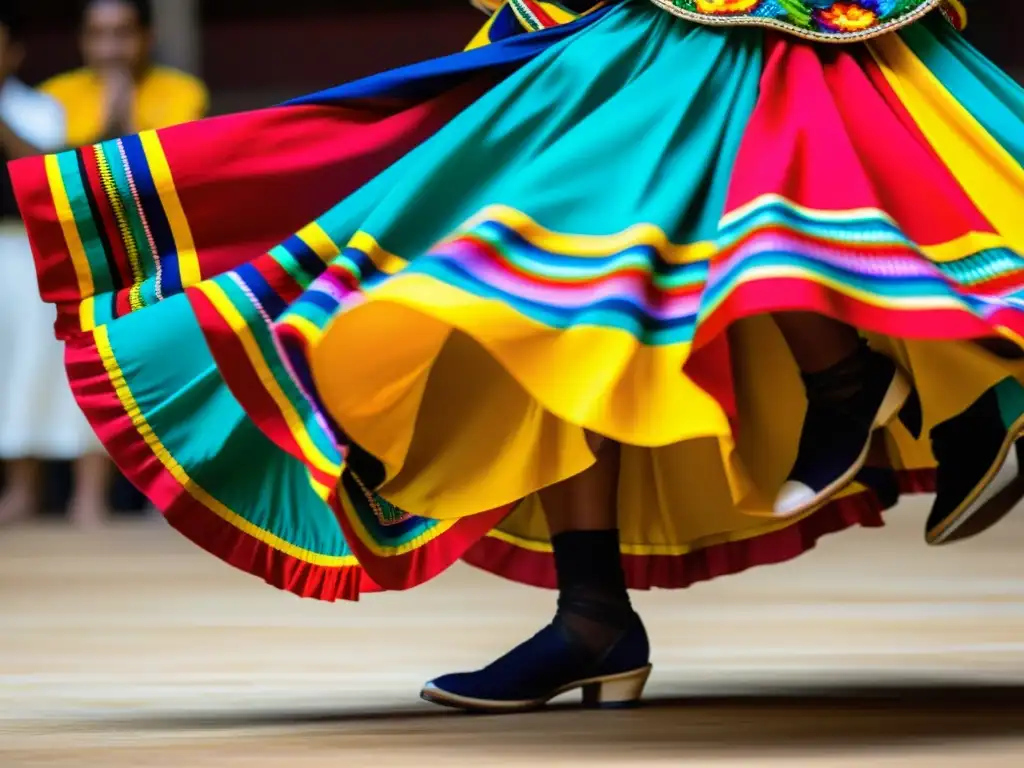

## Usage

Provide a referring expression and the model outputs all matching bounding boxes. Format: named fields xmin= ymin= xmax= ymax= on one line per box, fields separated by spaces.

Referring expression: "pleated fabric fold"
xmin=11 ymin=2 xmax=1023 ymax=599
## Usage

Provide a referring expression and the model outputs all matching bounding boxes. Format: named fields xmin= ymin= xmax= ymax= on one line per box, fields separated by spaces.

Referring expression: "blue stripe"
xmin=120 ymin=134 xmax=182 ymax=298
xmin=703 ymin=252 xmax=967 ymax=310
xmin=413 ymin=257 xmax=697 ymax=346
xmin=718 ymin=204 xmax=909 ymax=245
xmin=213 ymin=274 xmax=345 ymax=468
xmin=339 ymin=474 xmax=441 ymax=545
xmin=285 ymin=7 xmax=612 ymax=107
xmin=281 ymin=234 xmax=330 ymax=281
xmin=343 ymin=247 xmax=382 ymax=280
xmin=490 ymin=5 xmax=526 ymax=40
xmin=473 ymin=220 xmax=708 ymax=284
xmin=279 ymin=341 xmax=348 ymax=448
xmin=302 ymin=288 xmax=345 ymax=314
xmin=236 ymin=263 xmax=288 ymax=319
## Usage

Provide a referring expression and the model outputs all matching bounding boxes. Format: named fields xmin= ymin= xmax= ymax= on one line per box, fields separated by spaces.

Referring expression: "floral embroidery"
xmin=817 ymin=1 xmax=879 ymax=32
xmin=655 ymin=0 xmax=957 ymax=41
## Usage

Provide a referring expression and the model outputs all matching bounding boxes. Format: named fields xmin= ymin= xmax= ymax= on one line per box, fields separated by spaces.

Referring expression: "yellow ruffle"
xmin=312 ymin=260 xmax=1018 ymax=555
xmin=304 ymin=27 xmax=1023 ymax=552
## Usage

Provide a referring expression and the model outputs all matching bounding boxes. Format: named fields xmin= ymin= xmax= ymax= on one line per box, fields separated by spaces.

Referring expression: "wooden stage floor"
xmin=2 ymin=497 xmax=1023 ymax=766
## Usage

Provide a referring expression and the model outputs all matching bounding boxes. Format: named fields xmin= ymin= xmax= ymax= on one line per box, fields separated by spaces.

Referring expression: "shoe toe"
xmin=422 ymin=673 xmax=467 ymax=697
xmin=773 ymin=481 xmax=817 ymax=517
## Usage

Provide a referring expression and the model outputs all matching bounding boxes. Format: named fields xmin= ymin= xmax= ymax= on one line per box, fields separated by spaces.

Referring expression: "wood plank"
xmin=2 ymin=497 xmax=1023 ymax=765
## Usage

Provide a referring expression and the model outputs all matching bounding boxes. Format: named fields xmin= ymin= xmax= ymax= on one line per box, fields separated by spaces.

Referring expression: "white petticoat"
xmin=0 ymin=223 xmax=100 ymax=459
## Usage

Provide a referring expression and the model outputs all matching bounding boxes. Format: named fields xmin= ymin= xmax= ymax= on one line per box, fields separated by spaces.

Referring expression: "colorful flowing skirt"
xmin=11 ymin=1 xmax=1024 ymax=601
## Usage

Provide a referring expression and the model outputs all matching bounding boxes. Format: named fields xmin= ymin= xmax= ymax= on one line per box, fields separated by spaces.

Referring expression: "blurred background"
xmin=19 ymin=1 xmax=488 ymax=113
xmin=15 ymin=0 xmax=1022 ymax=109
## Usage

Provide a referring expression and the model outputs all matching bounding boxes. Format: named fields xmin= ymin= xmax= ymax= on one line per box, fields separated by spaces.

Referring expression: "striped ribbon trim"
xmin=508 ymin=0 xmax=553 ymax=30
xmin=508 ymin=0 xmax=605 ymax=31
xmin=95 ymin=144 xmax=146 ymax=312
xmin=940 ymin=0 xmax=968 ymax=31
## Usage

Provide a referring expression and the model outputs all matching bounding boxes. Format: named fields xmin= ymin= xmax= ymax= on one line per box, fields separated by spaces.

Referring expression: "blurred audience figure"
xmin=42 ymin=0 xmax=208 ymax=147
xmin=0 ymin=6 xmax=101 ymax=527
xmin=35 ymin=0 xmax=208 ymax=524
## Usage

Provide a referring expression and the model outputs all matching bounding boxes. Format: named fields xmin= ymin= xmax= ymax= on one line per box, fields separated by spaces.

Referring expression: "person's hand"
xmin=101 ymin=67 xmax=136 ymax=137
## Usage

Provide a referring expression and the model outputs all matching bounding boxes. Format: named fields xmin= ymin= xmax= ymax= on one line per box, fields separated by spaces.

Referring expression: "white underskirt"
xmin=0 ymin=224 xmax=101 ymax=459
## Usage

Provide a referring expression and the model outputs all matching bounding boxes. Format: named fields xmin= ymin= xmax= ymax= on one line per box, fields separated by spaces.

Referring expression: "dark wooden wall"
xmin=18 ymin=2 xmax=1020 ymax=114
xmin=19 ymin=6 xmax=483 ymax=111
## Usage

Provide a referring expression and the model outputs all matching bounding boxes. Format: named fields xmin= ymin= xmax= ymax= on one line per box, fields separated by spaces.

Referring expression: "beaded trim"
xmin=647 ymin=0 xmax=944 ymax=43
xmin=509 ymin=0 xmax=547 ymax=31
xmin=349 ymin=470 xmax=413 ymax=527
xmin=95 ymin=142 xmax=146 ymax=312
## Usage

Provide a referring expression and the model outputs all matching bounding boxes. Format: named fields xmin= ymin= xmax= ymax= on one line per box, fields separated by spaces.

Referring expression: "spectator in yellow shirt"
xmin=41 ymin=0 xmax=208 ymax=149
xmin=32 ymin=0 xmax=208 ymax=526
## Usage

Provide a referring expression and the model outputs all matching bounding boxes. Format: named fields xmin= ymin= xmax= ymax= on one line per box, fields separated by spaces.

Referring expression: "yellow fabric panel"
xmin=465 ymin=12 xmax=501 ymax=50
xmin=312 ymin=267 xmax=1013 ymax=549
xmin=867 ymin=35 xmax=1024 ymax=253
xmin=488 ymin=321 xmax=1010 ymax=552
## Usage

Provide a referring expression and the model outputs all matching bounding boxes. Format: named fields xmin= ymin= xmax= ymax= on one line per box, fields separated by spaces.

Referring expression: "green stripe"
xmin=342 ymin=475 xmax=444 ymax=548
xmin=700 ymin=252 xmax=980 ymax=322
xmin=217 ymin=274 xmax=343 ymax=466
xmin=268 ymin=244 xmax=318 ymax=289
xmin=509 ymin=0 xmax=543 ymax=31
xmin=56 ymin=150 xmax=114 ymax=296
xmin=996 ymin=377 xmax=1024 ymax=431
xmin=472 ymin=229 xmax=710 ymax=291
xmin=285 ymin=297 xmax=336 ymax=329
xmin=107 ymin=296 xmax=353 ymax=557
xmin=99 ymin=140 xmax=160 ymax=305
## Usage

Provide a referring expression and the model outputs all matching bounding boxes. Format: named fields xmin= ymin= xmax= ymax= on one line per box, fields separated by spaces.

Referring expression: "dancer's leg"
xmin=773 ymin=312 xmax=860 ymax=373
xmin=539 ymin=431 xmax=618 ymax=534
xmin=773 ymin=311 xmax=1024 ymax=540
xmin=771 ymin=312 xmax=917 ymax=517
xmin=975 ymin=338 xmax=1024 ymax=360
xmin=421 ymin=433 xmax=650 ymax=712
xmin=537 ymin=434 xmax=636 ymax=655
xmin=776 ymin=315 xmax=902 ymax=511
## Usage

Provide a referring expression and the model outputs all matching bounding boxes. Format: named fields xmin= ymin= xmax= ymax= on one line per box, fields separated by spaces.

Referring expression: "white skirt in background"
xmin=0 ymin=223 xmax=100 ymax=460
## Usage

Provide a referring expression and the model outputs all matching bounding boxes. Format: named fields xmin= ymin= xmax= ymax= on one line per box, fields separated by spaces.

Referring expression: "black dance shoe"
xmin=926 ymin=378 xmax=1024 ymax=545
xmin=420 ymin=616 xmax=651 ymax=713
xmin=855 ymin=465 xmax=901 ymax=511
xmin=774 ymin=350 xmax=920 ymax=518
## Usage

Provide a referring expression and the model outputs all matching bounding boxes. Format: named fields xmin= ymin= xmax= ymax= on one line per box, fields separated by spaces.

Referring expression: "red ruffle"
xmin=462 ymin=471 xmax=935 ymax=590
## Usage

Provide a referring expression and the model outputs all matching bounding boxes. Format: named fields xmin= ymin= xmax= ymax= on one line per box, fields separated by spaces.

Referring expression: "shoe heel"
xmin=855 ymin=465 xmax=899 ymax=510
xmin=897 ymin=386 xmax=923 ymax=440
xmin=581 ymin=666 xmax=651 ymax=709
xmin=874 ymin=368 xmax=913 ymax=431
